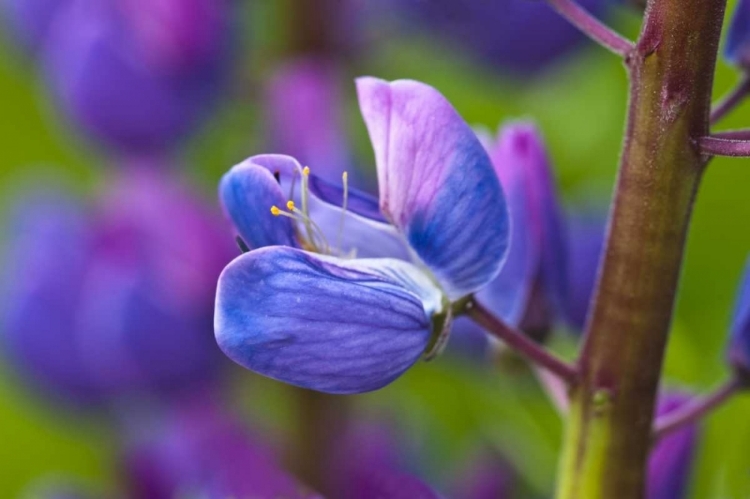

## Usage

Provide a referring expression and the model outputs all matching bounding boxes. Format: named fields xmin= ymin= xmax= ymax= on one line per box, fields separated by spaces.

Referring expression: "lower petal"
xmin=215 ymin=247 xmax=439 ymax=394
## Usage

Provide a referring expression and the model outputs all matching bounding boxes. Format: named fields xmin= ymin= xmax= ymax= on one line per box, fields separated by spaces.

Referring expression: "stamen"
xmin=270 ymin=205 xmax=281 ymax=216
xmin=291 ymin=206 xmax=330 ymax=254
xmin=336 ymin=171 xmax=349 ymax=253
xmin=286 ymin=200 xmax=296 ymax=211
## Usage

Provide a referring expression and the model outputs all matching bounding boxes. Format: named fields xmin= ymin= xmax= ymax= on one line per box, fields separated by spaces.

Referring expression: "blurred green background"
xmin=1 ymin=1 xmax=749 ymax=497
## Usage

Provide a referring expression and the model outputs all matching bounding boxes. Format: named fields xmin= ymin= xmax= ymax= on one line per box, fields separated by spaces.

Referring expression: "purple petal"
xmin=215 ymin=246 xmax=440 ymax=394
xmin=219 ymin=158 xmax=298 ymax=250
xmin=726 ymin=0 xmax=750 ymax=68
xmin=357 ymin=77 xmax=509 ymax=299
xmin=727 ymin=257 xmax=750 ymax=372
xmin=308 ymin=174 xmax=387 ymax=223
xmin=647 ymin=393 xmax=698 ymax=499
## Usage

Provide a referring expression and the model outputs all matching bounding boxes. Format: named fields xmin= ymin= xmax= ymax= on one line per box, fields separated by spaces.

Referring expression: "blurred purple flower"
xmin=647 ymin=393 xmax=698 ymax=499
xmin=2 ymin=168 xmax=233 ymax=405
xmin=393 ymin=0 xmax=609 ymax=75
xmin=215 ymin=78 xmax=510 ymax=394
xmin=328 ymin=424 xmax=441 ymax=499
xmin=266 ymin=57 xmax=351 ymax=184
xmin=727 ymin=258 xmax=750 ymax=375
xmin=37 ymin=0 xmax=234 ymax=154
xmin=726 ymin=0 xmax=750 ymax=69
xmin=563 ymin=209 xmax=607 ymax=332
xmin=123 ymin=392 xmax=319 ymax=499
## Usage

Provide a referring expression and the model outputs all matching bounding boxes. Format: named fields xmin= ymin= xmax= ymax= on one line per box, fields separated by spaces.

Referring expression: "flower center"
xmin=270 ymin=166 xmax=350 ymax=256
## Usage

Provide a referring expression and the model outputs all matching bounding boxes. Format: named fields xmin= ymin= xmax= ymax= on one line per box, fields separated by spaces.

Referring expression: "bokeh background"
xmin=0 ymin=0 xmax=749 ymax=497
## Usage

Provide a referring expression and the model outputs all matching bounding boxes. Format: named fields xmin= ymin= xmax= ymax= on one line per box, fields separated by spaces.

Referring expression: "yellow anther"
xmin=302 ymin=166 xmax=310 ymax=176
xmin=270 ymin=206 xmax=281 ymax=216
xmin=342 ymin=171 xmax=348 ymax=181
xmin=286 ymin=200 xmax=295 ymax=211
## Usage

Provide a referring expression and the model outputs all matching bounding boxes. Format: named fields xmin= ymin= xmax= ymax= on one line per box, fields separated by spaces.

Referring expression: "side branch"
xmin=711 ymin=76 xmax=750 ymax=125
xmin=697 ymin=135 xmax=750 ymax=156
xmin=546 ymin=0 xmax=635 ymax=56
xmin=466 ymin=299 xmax=579 ymax=383
xmin=653 ymin=377 xmax=742 ymax=441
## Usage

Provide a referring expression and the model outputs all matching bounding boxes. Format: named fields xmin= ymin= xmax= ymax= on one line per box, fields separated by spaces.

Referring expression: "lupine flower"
xmin=451 ymin=123 xmax=567 ymax=352
xmin=123 ymin=391 xmax=319 ymax=499
xmin=727 ymin=258 xmax=750 ymax=375
xmin=647 ymin=394 xmax=699 ymax=499
xmin=215 ymin=77 xmax=509 ymax=394
xmin=266 ymin=57 xmax=352 ymax=184
xmin=726 ymin=0 xmax=750 ymax=69
xmin=392 ymin=0 xmax=608 ymax=75
xmin=563 ymin=209 xmax=607 ymax=332
xmin=39 ymin=0 xmax=233 ymax=153
xmin=328 ymin=424 xmax=441 ymax=499
xmin=0 ymin=0 xmax=71 ymax=54
xmin=1 ymin=168 xmax=232 ymax=405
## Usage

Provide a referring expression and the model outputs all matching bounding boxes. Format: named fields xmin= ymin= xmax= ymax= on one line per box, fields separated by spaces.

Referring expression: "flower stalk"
xmin=466 ymin=299 xmax=578 ymax=383
xmin=545 ymin=0 xmax=634 ymax=56
xmin=711 ymin=75 xmax=750 ymax=124
xmin=555 ymin=0 xmax=727 ymax=497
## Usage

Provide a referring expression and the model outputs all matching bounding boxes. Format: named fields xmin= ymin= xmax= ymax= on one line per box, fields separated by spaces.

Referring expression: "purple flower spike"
xmin=647 ymin=394 xmax=698 ymax=499
xmin=726 ymin=1 xmax=750 ymax=69
xmin=563 ymin=209 xmax=607 ymax=332
xmin=2 ymin=169 xmax=233 ymax=405
xmin=216 ymin=247 xmax=442 ymax=394
xmin=124 ymin=392 xmax=319 ymax=498
xmin=41 ymin=0 xmax=233 ymax=154
xmin=727 ymin=258 xmax=750 ymax=374
xmin=394 ymin=0 xmax=608 ymax=75
xmin=1 ymin=0 xmax=71 ymax=54
xmin=357 ymin=77 xmax=509 ymax=300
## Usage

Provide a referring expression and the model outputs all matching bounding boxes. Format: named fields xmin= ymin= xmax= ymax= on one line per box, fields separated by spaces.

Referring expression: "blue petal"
xmin=308 ymin=174 xmax=388 ymax=223
xmin=357 ymin=77 xmax=509 ymax=299
xmin=726 ymin=0 xmax=750 ymax=67
xmin=215 ymin=247 xmax=442 ymax=394
xmin=219 ymin=158 xmax=298 ymax=250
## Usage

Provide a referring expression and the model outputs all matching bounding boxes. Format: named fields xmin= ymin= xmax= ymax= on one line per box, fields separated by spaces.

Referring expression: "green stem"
xmin=555 ymin=0 xmax=726 ymax=497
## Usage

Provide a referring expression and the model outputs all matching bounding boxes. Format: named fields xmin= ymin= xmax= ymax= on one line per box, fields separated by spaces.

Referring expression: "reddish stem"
xmin=467 ymin=300 xmax=578 ymax=383
xmin=698 ymin=135 xmax=750 ymax=156
xmin=710 ymin=76 xmax=750 ymax=124
xmin=653 ymin=378 xmax=742 ymax=441
xmin=546 ymin=0 xmax=635 ymax=56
